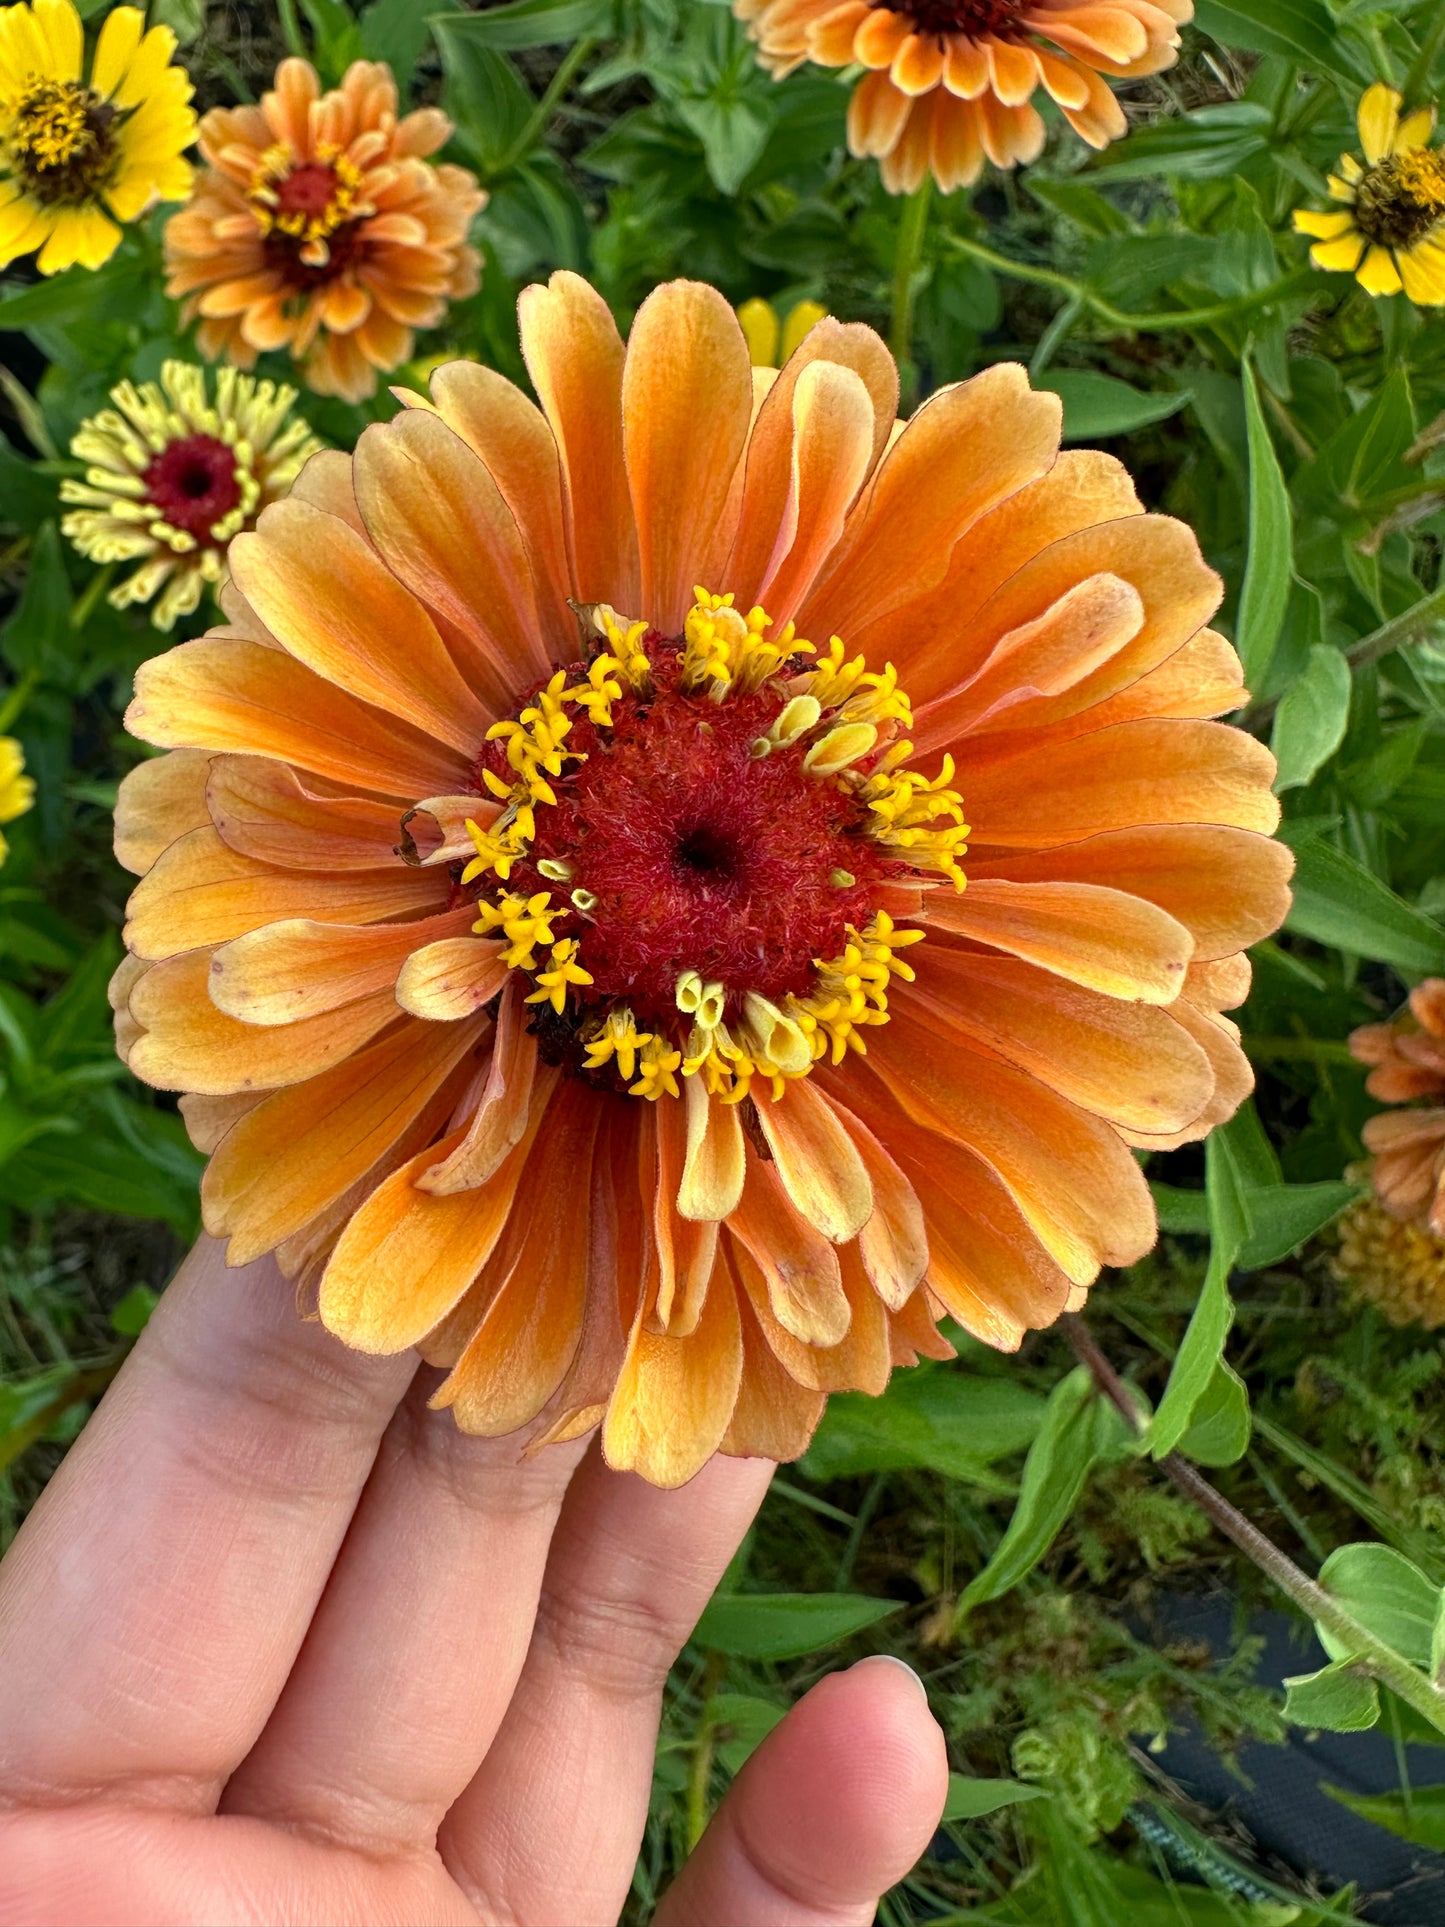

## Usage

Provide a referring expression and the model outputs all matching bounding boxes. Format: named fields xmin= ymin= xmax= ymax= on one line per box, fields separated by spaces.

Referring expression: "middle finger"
xmin=222 ymin=1383 xmax=588 ymax=1853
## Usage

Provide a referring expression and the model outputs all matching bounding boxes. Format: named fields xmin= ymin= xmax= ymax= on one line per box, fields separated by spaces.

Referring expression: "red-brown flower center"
xmin=142 ymin=433 xmax=241 ymax=541
xmin=274 ymin=160 xmax=342 ymax=220
xmin=479 ymin=648 xmax=892 ymax=1031
xmin=895 ymin=0 xmax=1028 ymax=37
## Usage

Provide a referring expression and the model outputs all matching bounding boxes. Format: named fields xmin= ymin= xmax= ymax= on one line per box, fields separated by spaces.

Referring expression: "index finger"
xmin=0 ymin=1237 xmax=411 ymax=1809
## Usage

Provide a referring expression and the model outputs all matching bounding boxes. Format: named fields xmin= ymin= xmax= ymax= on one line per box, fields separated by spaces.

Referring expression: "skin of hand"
xmin=0 ymin=1236 xmax=948 ymax=1926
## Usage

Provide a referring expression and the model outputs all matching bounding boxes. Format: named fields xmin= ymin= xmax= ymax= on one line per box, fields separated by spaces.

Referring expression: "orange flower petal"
xmin=959 ymin=718 xmax=1281 ymax=847
xmin=904 ymin=955 xmax=1213 ymax=1137
xmin=353 ymin=410 xmax=555 ymax=715
xmin=971 ymin=825 xmax=1294 ymax=960
xmin=927 ymin=876 xmax=1193 ymax=1003
xmin=720 ymin=1281 xmax=827 ymax=1462
xmin=205 ymin=755 xmax=407 ymax=871
xmin=622 ymin=280 xmax=754 ymax=633
xmin=648 ymin=1098 xmax=721 ymax=1337
xmin=395 ymin=935 xmax=509 ymax=1021
xmin=603 ymin=1240 xmax=743 ymax=1487
xmin=202 ymin=1014 xmax=484 ymax=1266
xmin=518 ymin=269 xmax=639 ymax=607
xmin=435 ymin=1082 xmax=601 ymax=1433
xmin=320 ymin=1096 xmax=546 ymax=1355
xmin=422 ymin=360 xmax=576 ymax=656
xmin=802 ymin=364 xmax=1062 ymax=643
xmin=210 ymin=904 xmax=475 ymax=1025
xmin=123 ymin=825 xmax=442 ymax=960
xmin=728 ymin=1154 xmax=850 ymax=1346
xmin=127 ymin=636 xmax=472 ymax=798
xmin=229 ymin=500 xmax=493 ymax=756
xmin=754 ymin=1074 xmax=874 ymax=1243
xmin=749 ymin=358 xmax=876 ymax=626
xmin=420 ymin=979 xmax=542 ymax=1195
xmin=127 ymin=949 xmax=397 ymax=1094
xmin=114 ymin=748 xmax=212 ymax=876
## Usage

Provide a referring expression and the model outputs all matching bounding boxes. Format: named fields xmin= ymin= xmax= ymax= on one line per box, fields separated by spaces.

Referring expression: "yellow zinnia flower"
xmin=0 ymin=734 xmax=34 ymax=866
xmin=61 ymin=360 xmax=320 ymax=633
xmin=0 ymin=0 xmax=195 ymax=276
xmin=1293 ymin=82 xmax=1445 ymax=304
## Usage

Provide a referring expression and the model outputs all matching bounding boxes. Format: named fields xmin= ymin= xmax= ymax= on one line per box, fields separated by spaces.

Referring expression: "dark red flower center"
xmin=275 ymin=161 xmax=342 ymax=220
xmin=143 ymin=433 xmax=242 ymax=542
xmin=897 ymin=0 xmax=1028 ymax=37
xmin=480 ymin=648 xmax=894 ymax=1030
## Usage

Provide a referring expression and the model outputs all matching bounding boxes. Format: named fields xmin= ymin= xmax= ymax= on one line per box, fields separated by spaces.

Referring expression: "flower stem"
xmin=685 ymin=1649 xmax=727 ymax=1850
xmin=1404 ymin=7 xmax=1445 ymax=109
xmin=945 ymin=233 xmax=1317 ymax=336
xmin=1060 ymin=1314 xmax=1445 ymax=1737
xmin=890 ymin=180 xmax=933 ymax=407
xmin=274 ymin=0 xmax=308 ymax=61
xmin=1245 ymin=580 xmax=1445 ymax=725
xmin=490 ymin=37 xmax=597 ymax=179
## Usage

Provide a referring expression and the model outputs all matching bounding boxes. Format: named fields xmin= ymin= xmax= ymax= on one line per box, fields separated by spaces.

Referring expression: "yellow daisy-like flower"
xmin=1293 ymin=82 xmax=1445 ymax=304
xmin=0 ymin=0 xmax=196 ymax=276
xmin=60 ymin=360 xmax=320 ymax=633
xmin=0 ymin=733 xmax=34 ymax=866
xmin=1335 ymin=1190 xmax=1445 ymax=1330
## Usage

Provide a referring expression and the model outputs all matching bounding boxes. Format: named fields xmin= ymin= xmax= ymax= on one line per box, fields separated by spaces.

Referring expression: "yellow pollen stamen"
xmin=525 ymin=938 xmax=593 ymax=1014
xmin=582 ymin=1007 xmax=651 ymax=1082
xmin=802 ymin=721 xmax=878 ymax=775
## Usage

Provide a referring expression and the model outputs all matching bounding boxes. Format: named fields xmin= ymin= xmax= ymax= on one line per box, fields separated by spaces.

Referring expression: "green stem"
xmin=1061 ymin=1317 xmax=1445 ymax=1738
xmin=685 ymin=1649 xmax=727 ymax=1851
xmin=274 ymin=0 xmax=307 ymax=61
xmin=890 ymin=179 xmax=933 ymax=404
xmin=69 ymin=563 xmax=114 ymax=633
xmin=945 ymin=233 xmax=1317 ymax=335
xmin=1246 ymin=581 xmax=1445 ymax=725
xmin=0 ymin=666 xmax=38 ymax=735
xmin=490 ymin=38 xmax=596 ymax=178
xmin=1404 ymin=6 xmax=1445 ymax=107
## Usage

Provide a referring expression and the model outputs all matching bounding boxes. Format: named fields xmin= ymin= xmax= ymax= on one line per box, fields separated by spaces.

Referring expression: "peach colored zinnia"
xmin=163 ymin=57 xmax=484 ymax=403
xmin=1349 ymin=978 xmax=1445 ymax=1232
xmin=113 ymin=273 xmax=1291 ymax=1488
xmin=735 ymin=0 xmax=1190 ymax=191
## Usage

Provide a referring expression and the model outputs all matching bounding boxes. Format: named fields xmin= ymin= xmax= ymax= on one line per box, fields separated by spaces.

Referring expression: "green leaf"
xmin=1192 ymin=0 xmax=1347 ymax=72
xmin=1035 ymin=371 xmax=1187 ymax=443
xmin=801 ymin=1366 xmax=1045 ymax=1488
xmin=1238 ymin=1181 xmax=1355 ymax=1268
xmin=0 ymin=1362 xmax=77 ymax=1440
xmin=1151 ymin=1120 xmax=1248 ymax=1458
xmin=1 ymin=520 xmax=71 ymax=679
xmin=1316 ymin=1544 xmax=1443 ymax=1669
xmin=0 ymin=250 xmax=144 ymax=330
xmin=1176 ymin=1361 xmax=1251 ymax=1467
xmin=693 ymin=1591 xmax=901 ymax=1660
xmin=675 ymin=96 xmax=772 ymax=196
xmin=958 ymin=1368 xmax=1137 ymax=1617
xmin=706 ymin=1692 xmax=786 ymax=1774
xmin=435 ymin=22 xmax=535 ymax=172
xmin=359 ymin=0 xmax=438 ymax=77
xmin=1325 ymin=1784 xmax=1445 ymax=1851
xmin=1283 ymin=1661 xmax=1381 ymax=1733
xmin=1272 ymin=645 xmax=1351 ymax=792
xmin=430 ymin=0 xmax=613 ymax=50
xmin=1151 ymin=1181 xmax=1209 ymax=1235
xmin=1236 ymin=355 xmax=1294 ymax=691
xmin=942 ymin=1773 xmax=1050 ymax=1821
xmin=110 ymin=1284 xmax=159 ymax=1337
xmin=1283 ymin=835 xmax=1445 ymax=974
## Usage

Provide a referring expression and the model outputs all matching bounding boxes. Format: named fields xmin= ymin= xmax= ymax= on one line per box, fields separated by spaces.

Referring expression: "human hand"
xmin=0 ymin=1237 xmax=947 ymax=1926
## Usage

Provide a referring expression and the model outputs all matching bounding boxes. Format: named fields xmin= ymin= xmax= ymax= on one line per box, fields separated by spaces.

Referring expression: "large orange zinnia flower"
xmin=114 ymin=274 xmax=1291 ymax=1487
xmin=736 ymin=0 xmax=1190 ymax=191
xmin=162 ymin=57 xmax=484 ymax=403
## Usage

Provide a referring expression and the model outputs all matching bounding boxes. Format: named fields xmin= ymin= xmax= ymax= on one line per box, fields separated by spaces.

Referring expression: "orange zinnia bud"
xmin=113 ymin=275 xmax=1292 ymax=1486
xmin=163 ymin=57 xmax=485 ymax=402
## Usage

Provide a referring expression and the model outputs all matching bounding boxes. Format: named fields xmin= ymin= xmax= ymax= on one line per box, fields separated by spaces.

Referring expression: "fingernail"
xmin=854 ymin=1653 xmax=929 ymax=1703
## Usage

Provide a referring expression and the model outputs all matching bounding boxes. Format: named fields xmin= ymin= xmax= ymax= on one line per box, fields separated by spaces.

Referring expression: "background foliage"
xmin=6 ymin=0 xmax=1445 ymax=1918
